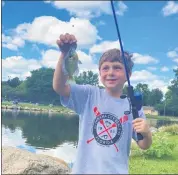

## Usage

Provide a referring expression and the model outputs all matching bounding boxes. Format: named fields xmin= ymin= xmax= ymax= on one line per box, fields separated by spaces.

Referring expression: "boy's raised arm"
xmin=53 ymin=33 xmax=77 ymax=97
xmin=53 ymin=52 xmax=70 ymax=97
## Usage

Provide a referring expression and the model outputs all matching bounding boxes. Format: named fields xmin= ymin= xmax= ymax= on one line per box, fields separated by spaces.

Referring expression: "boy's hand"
xmin=56 ymin=33 xmax=77 ymax=54
xmin=132 ymin=118 xmax=150 ymax=138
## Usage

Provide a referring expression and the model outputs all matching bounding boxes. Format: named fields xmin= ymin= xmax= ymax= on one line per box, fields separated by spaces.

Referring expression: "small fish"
xmin=64 ymin=46 xmax=82 ymax=84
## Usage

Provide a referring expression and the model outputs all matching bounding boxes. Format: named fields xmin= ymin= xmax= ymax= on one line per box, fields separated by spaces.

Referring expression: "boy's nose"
xmin=108 ymin=68 xmax=114 ymax=75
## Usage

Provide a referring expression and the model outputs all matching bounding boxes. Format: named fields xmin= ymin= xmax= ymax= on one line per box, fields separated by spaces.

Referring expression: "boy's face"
xmin=99 ymin=61 xmax=129 ymax=91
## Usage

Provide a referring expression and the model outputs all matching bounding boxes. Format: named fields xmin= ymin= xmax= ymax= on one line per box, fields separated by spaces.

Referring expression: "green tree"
xmin=7 ymin=77 xmax=21 ymax=88
xmin=155 ymin=68 xmax=178 ymax=116
xmin=149 ymin=88 xmax=163 ymax=106
xmin=26 ymin=67 xmax=60 ymax=104
xmin=75 ymin=70 xmax=99 ymax=86
xmin=166 ymin=68 xmax=178 ymax=116
xmin=135 ymin=83 xmax=151 ymax=106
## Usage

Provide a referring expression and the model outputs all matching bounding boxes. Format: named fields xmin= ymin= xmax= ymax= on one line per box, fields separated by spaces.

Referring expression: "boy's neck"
xmin=105 ymin=87 xmax=123 ymax=99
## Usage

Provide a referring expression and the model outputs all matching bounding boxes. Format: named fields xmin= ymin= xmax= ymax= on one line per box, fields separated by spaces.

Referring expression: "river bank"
xmin=2 ymin=101 xmax=76 ymax=115
xmin=2 ymin=101 xmax=178 ymax=121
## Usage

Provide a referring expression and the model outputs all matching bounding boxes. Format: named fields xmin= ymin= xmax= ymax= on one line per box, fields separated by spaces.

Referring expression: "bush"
xmin=143 ymin=132 xmax=176 ymax=158
xmin=131 ymin=132 xmax=176 ymax=158
xmin=158 ymin=124 xmax=178 ymax=135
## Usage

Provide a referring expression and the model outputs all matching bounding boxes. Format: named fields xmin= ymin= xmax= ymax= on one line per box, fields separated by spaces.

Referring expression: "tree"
xmin=155 ymin=68 xmax=178 ymax=116
xmin=149 ymin=88 xmax=163 ymax=106
xmin=135 ymin=83 xmax=151 ymax=106
xmin=7 ymin=77 xmax=21 ymax=88
xmin=75 ymin=71 xmax=99 ymax=86
xmin=26 ymin=67 xmax=60 ymax=104
xmin=166 ymin=68 xmax=178 ymax=116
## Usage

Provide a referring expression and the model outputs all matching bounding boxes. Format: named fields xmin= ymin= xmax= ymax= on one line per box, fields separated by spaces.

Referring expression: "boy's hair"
xmin=99 ymin=48 xmax=134 ymax=73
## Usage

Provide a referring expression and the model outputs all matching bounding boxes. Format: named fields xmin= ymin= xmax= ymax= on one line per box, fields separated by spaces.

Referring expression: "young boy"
xmin=53 ymin=33 xmax=152 ymax=174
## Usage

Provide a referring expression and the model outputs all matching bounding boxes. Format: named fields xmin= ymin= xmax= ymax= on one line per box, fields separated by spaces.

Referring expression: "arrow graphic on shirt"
xmin=87 ymin=123 xmax=117 ymax=144
xmin=86 ymin=107 xmax=129 ymax=152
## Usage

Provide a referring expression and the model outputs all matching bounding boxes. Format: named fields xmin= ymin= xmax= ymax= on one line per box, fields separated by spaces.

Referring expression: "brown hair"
xmin=99 ymin=48 xmax=134 ymax=73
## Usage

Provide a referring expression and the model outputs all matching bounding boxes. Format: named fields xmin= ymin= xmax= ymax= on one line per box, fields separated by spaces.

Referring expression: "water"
xmin=2 ymin=109 xmax=178 ymax=164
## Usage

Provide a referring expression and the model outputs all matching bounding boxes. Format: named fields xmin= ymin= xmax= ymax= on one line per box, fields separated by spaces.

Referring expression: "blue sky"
xmin=2 ymin=1 xmax=178 ymax=94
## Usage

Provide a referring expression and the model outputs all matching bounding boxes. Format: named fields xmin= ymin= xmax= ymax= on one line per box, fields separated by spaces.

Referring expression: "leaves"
xmin=74 ymin=70 xmax=99 ymax=86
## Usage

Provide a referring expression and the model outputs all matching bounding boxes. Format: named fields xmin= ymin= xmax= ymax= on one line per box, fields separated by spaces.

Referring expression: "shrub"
xmin=131 ymin=132 xmax=176 ymax=158
xmin=158 ymin=124 xmax=178 ymax=135
xmin=143 ymin=132 xmax=176 ymax=158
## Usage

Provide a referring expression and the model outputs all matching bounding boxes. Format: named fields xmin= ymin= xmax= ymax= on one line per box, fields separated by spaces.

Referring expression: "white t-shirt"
xmin=60 ymin=84 xmax=145 ymax=174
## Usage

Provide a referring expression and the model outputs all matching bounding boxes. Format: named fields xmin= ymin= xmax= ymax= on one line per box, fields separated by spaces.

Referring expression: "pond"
xmin=2 ymin=109 xmax=178 ymax=164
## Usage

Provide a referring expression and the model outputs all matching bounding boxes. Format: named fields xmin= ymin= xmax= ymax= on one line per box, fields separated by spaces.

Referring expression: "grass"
xmin=129 ymin=135 xmax=178 ymax=174
xmin=2 ymin=101 xmax=75 ymax=114
xmin=146 ymin=114 xmax=178 ymax=121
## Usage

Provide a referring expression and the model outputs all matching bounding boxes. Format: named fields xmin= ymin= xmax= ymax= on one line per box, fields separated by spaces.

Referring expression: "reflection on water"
xmin=2 ymin=109 xmax=79 ymax=163
xmin=2 ymin=109 xmax=178 ymax=163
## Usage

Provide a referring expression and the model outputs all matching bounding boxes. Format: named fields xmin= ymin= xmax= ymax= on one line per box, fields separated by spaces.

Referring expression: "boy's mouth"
xmin=106 ymin=79 xmax=117 ymax=83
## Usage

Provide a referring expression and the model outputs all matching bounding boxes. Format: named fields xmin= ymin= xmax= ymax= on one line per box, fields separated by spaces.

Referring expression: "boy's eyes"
xmin=102 ymin=66 xmax=122 ymax=70
xmin=102 ymin=67 xmax=109 ymax=70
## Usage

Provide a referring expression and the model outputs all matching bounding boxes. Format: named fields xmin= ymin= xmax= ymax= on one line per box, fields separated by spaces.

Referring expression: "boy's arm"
xmin=132 ymin=118 xmax=152 ymax=150
xmin=53 ymin=52 xmax=70 ymax=97
xmin=137 ymin=129 xmax=152 ymax=150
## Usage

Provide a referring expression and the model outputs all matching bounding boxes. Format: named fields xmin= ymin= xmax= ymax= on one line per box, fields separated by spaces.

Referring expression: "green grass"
xmin=129 ymin=135 xmax=178 ymax=174
xmin=146 ymin=114 xmax=178 ymax=121
xmin=2 ymin=101 xmax=74 ymax=113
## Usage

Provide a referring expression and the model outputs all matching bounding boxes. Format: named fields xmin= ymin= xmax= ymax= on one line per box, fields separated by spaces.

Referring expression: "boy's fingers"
xmin=71 ymin=35 xmax=77 ymax=43
xmin=132 ymin=118 xmax=143 ymax=124
xmin=57 ymin=40 xmax=64 ymax=47
xmin=133 ymin=123 xmax=142 ymax=128
xmin=60 ymin=34 xmax=65 ymax=41
xmin=65 ymin=33 xmax=70 ymax=42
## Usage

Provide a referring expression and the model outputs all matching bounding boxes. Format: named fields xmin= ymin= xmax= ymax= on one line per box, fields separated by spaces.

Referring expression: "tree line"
xmin=2 ymin=68 xmax=178 ymax=116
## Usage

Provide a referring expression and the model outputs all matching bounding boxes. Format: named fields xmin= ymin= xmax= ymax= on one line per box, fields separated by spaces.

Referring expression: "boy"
xmin=53 ymin=33 xmax=152 ymax=174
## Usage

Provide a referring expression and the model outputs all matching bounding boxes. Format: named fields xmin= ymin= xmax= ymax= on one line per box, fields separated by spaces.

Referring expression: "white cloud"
xmin=131 ymin=70 xmax=158 ymax=81
xmin=2 ymin=34 xmax=25 ymax=51
xmin=77 ymin=50 xmax=99 ymax=74
xmin=90 ymin=40 xmax=121 ymax=54
xmin=167 ymin=48 xmax=178 ymax=63
xmin=44 ymin=1 xmax=51 ymax=3
xmin=40 ymin=48 xmax=99 ymax=74
xmin=132 ymin=53 xmax=159 ymax=64
xmin=147 ymin=67 xmax=157 ymax=71
xmin=162 ymin=1 xmax=178 ymax=16
xmin=41 ymin=49 xmax=60 ymax=68
xmin=2 ymin=56 xmax=42 ymax=80
xmin=161 ymin=66 xmax=169 ymax=72
xmin=130 ymin=70 xmax=168 ymax=94
xmin=8 ymin=16 xmax=100 ymax=50
xmin=2 ymin=1 xmax=5 ymax=6
xmin=46 ymin=1 xmax=127 ymax=19
xmin=116 ymin=1 xmax=128 ymax=16
xmin=173 ymin=58 xmax=178 ymax=63
xmin=167 ymin=50 xmax=178 ymax=58
xmin=173 ymin=65 xmax=178 ymax=70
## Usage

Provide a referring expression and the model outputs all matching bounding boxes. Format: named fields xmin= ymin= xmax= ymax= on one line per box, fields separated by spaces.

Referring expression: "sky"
xmin=1 ymin=1 xmax=178 ymax=94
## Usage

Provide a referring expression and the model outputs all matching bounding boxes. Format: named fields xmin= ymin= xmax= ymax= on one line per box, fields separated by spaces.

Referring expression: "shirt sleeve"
xmin=60 ymin=84 xmax=93 ymax=116
xmin=132 ymin=107 xmax=146 ymax=142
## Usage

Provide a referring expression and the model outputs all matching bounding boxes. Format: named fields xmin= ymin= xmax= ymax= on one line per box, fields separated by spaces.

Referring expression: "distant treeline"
xmin=2 ymin=68 xmax=178 ymax=116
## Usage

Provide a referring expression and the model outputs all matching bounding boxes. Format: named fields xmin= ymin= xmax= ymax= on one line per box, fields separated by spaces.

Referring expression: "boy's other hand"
xmin=132 ymin=118 xmax=150 ymax=138
xmin=56 ymin=33 xmax=77 ymax=54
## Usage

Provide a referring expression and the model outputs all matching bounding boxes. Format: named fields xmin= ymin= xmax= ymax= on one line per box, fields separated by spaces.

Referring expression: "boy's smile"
xmin=100 ymin=61 xmax=128 ymax=93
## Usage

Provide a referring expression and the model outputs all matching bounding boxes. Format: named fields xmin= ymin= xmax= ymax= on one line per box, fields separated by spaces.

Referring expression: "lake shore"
xmin=2 ymin=101 xmax=76 ymax=115
xmin=2 ymin=101 xmax=178 ymax=121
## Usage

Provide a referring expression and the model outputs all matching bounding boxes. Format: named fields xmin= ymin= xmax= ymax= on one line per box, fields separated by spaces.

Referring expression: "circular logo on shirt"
xmin=92 ymin=113 xmax=123 ymax=146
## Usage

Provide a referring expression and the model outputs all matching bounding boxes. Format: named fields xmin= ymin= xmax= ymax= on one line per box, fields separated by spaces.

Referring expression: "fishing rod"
xmin=110 ymin=0 xmax=143 ymax=140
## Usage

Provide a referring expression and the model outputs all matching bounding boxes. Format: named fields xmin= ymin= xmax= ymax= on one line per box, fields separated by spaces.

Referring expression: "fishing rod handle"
xmin=132 ymin=106 xmax=144 ymax=140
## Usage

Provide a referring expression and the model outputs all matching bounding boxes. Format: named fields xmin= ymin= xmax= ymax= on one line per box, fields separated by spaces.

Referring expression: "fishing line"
xmin=110 ymin=0 xmax=143 ymax=140
xmin=110 ymin=0 xmax=131 ymax=87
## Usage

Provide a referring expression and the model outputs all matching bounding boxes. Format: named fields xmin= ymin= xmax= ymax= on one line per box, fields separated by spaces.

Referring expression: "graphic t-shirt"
xmin=60 ymin=84 xmax=146 ymax=174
